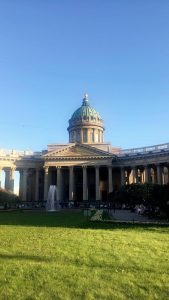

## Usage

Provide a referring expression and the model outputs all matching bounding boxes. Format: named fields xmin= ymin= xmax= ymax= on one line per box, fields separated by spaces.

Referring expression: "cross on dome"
xmin=83 ymin=93 xmax=89 ymax=105
xmin=84 ymin=93 xmax=88 ymax=100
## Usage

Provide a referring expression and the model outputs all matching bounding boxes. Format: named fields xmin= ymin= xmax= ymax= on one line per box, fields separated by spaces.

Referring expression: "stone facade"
xmin=0 ymin=95 xmax=169 ymax=202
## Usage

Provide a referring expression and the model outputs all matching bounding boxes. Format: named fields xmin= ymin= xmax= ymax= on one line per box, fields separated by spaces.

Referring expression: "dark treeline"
xmin=0 ymin=189 xmax=19 ymax=206
xmin=109 ymin=183 xmax=169 ymax=219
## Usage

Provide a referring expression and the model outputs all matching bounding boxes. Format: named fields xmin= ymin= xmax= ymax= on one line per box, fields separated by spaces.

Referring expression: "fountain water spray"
xmin=46 ymin=185 xmax=60 ymax=211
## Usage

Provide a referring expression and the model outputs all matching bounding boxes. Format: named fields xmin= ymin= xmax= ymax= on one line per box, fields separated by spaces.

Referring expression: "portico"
xmin=43 ymin=143 xmax=114 ymax=202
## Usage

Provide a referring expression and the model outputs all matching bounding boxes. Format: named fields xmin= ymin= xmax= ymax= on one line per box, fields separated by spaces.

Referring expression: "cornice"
xmin=115 ymin=150 xmax=169 ymax=162
xmin=45 ymin=156 xmax=111 ymax=161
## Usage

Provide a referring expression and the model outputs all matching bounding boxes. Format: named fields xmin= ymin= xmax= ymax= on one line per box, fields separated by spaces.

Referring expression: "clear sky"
xmin=0 ymin=0 xmax=169 ymax=151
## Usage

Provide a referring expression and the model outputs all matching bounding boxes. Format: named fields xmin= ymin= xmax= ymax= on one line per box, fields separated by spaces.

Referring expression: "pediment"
xmin=43 ymin=143 xmax=112 ymax=159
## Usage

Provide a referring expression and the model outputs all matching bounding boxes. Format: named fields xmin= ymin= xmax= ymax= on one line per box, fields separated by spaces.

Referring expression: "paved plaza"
xmin=111 ymin=209 xmax=154 ymax=223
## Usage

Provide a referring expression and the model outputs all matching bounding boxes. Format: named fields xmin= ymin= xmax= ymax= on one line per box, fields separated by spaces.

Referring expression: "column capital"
xmin=56 ymin=166 xmax=61 ymax=169
xmin=82 ymin=165 xmax=87 ymax=169
xmin=43 ymin=166 xmax=49 ymax=174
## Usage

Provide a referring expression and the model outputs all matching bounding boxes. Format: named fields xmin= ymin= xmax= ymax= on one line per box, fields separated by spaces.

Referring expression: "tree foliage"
xmin=109 ymin=183 xmax=169 ymax=218
xmin=0 ymin=189 xmax=19 ymax=206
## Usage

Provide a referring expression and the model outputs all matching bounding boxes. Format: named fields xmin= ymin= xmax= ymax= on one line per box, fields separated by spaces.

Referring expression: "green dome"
xmin=70 ymin=94 xmax=102 ymax=122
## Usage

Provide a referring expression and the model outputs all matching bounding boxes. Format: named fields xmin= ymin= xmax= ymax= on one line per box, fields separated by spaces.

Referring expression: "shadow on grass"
xmin=0 ymin=253 xmax=50 ymax=262
xmin=0 ymin=210 xmax=168 ymax=231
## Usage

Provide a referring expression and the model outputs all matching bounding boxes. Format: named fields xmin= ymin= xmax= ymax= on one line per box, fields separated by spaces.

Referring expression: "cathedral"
xmin=0 ymin=94 xmax=169 ymax=203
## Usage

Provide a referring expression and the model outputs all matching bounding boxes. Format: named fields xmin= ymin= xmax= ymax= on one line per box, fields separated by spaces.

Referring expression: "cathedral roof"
xmin=69 ymin=94 xmax=102 ymax=123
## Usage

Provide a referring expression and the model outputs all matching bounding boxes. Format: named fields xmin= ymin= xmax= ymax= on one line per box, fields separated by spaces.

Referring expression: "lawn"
xmin=0 ymin=210 xmax=169 ymax=300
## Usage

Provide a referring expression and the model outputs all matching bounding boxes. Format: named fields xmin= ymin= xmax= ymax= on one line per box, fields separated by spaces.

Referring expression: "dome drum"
xmin=67 ymin=94 xmax=105 ymax=144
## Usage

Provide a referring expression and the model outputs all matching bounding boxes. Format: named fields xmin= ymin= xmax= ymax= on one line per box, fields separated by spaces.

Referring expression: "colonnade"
xmin=43 ymin=165 xmax=113 ymax=202
xmin=120 ymin=164 xmax=169 ymax=186
xmin=1 ymin=163 xmax=169 ymax=202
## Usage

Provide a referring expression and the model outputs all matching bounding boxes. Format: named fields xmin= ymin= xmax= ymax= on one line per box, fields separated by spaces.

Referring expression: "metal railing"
xmin=0 ymin=149 xmax=42 ymax=158
xmin=117 ymin=142 xmax=169 ymax=156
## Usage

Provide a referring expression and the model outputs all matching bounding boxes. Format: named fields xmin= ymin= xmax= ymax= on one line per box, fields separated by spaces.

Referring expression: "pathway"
xmin=111 ymin=209 xmax=154 ymax=223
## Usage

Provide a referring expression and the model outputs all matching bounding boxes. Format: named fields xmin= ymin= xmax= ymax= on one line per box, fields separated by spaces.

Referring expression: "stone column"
xmin=132 ymin=167 xmax=138 ymax=184
xmin=56 ymin=166 xmax=62 ymax=202
xmin=95 ymin=166 xmax=100 ymax=200
xmin=4 ymin=169 xmax=10 ymax=191
xmin=144 ymin=166 xmax=150 ymax=183
xmin=0 ymin=167 xmax=2 ymax=189
xmin=157 ymin=164 xmax=162 ymax=185
xmin=167 ymin=166 xmax=169 ymax=184
xmin=161 ymin=166 xmax=165 ymax=185
xmin=108 ymin=166 xmax=113 ymax=193
xmin=93 ymin=129 xmax=95 ymax=143
xmin=151 ymin=168 xmax=156 ymax=184
xmin=4 ymin=168 xmax=15 ymax=192
xmin=82 ymin=165 xmax=87 ymax=201
xmin=35 ymin=169 xmax=40 ymax=202
xmin=87 ymin=129 xmax=90 ymax=143
xmin=19 ymin=170 xmax=23 ymax=199
xmin=80 ymin=129 xmax=83 ymax=143
xmin=101 ymin=131 xmax=104 ymax=143
xmin=127 ymin=169 xmax=131 ymax=184
xmin=69 ymin=166 xmax=74 ymax=201
xmin=10 ymin=168 xmax=15 ymax=192
xmin=44 ymin=167 xmax=49 ymax=201
xmin=22 ymin=169 xmax=28 ymax=201
xmin=120 ymin=167 xmax=125 ymax=186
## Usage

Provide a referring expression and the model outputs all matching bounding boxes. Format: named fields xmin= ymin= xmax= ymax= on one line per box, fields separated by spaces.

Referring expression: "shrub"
xmin=0 ymin=189 xmax=20 ymax=208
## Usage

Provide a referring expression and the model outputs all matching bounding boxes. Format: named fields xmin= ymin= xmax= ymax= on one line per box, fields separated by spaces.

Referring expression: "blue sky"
xmin=0 ymin=0 xmax=169 ymax=151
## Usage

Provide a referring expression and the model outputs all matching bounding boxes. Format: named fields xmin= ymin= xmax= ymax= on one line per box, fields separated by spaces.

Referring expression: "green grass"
xmin=0 ymin=210 xmax=169 ymax=300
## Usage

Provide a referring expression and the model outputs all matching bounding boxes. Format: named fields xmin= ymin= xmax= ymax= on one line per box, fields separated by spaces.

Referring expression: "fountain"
xmin=46 ymin=185 xmax=60 ymax=212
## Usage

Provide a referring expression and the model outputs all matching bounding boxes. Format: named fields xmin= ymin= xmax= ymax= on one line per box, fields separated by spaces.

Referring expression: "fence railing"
xmin=118 ymin=143 xmax=169 ymax=156
xmin=0 ymin=149 xmax=42 ymax=158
